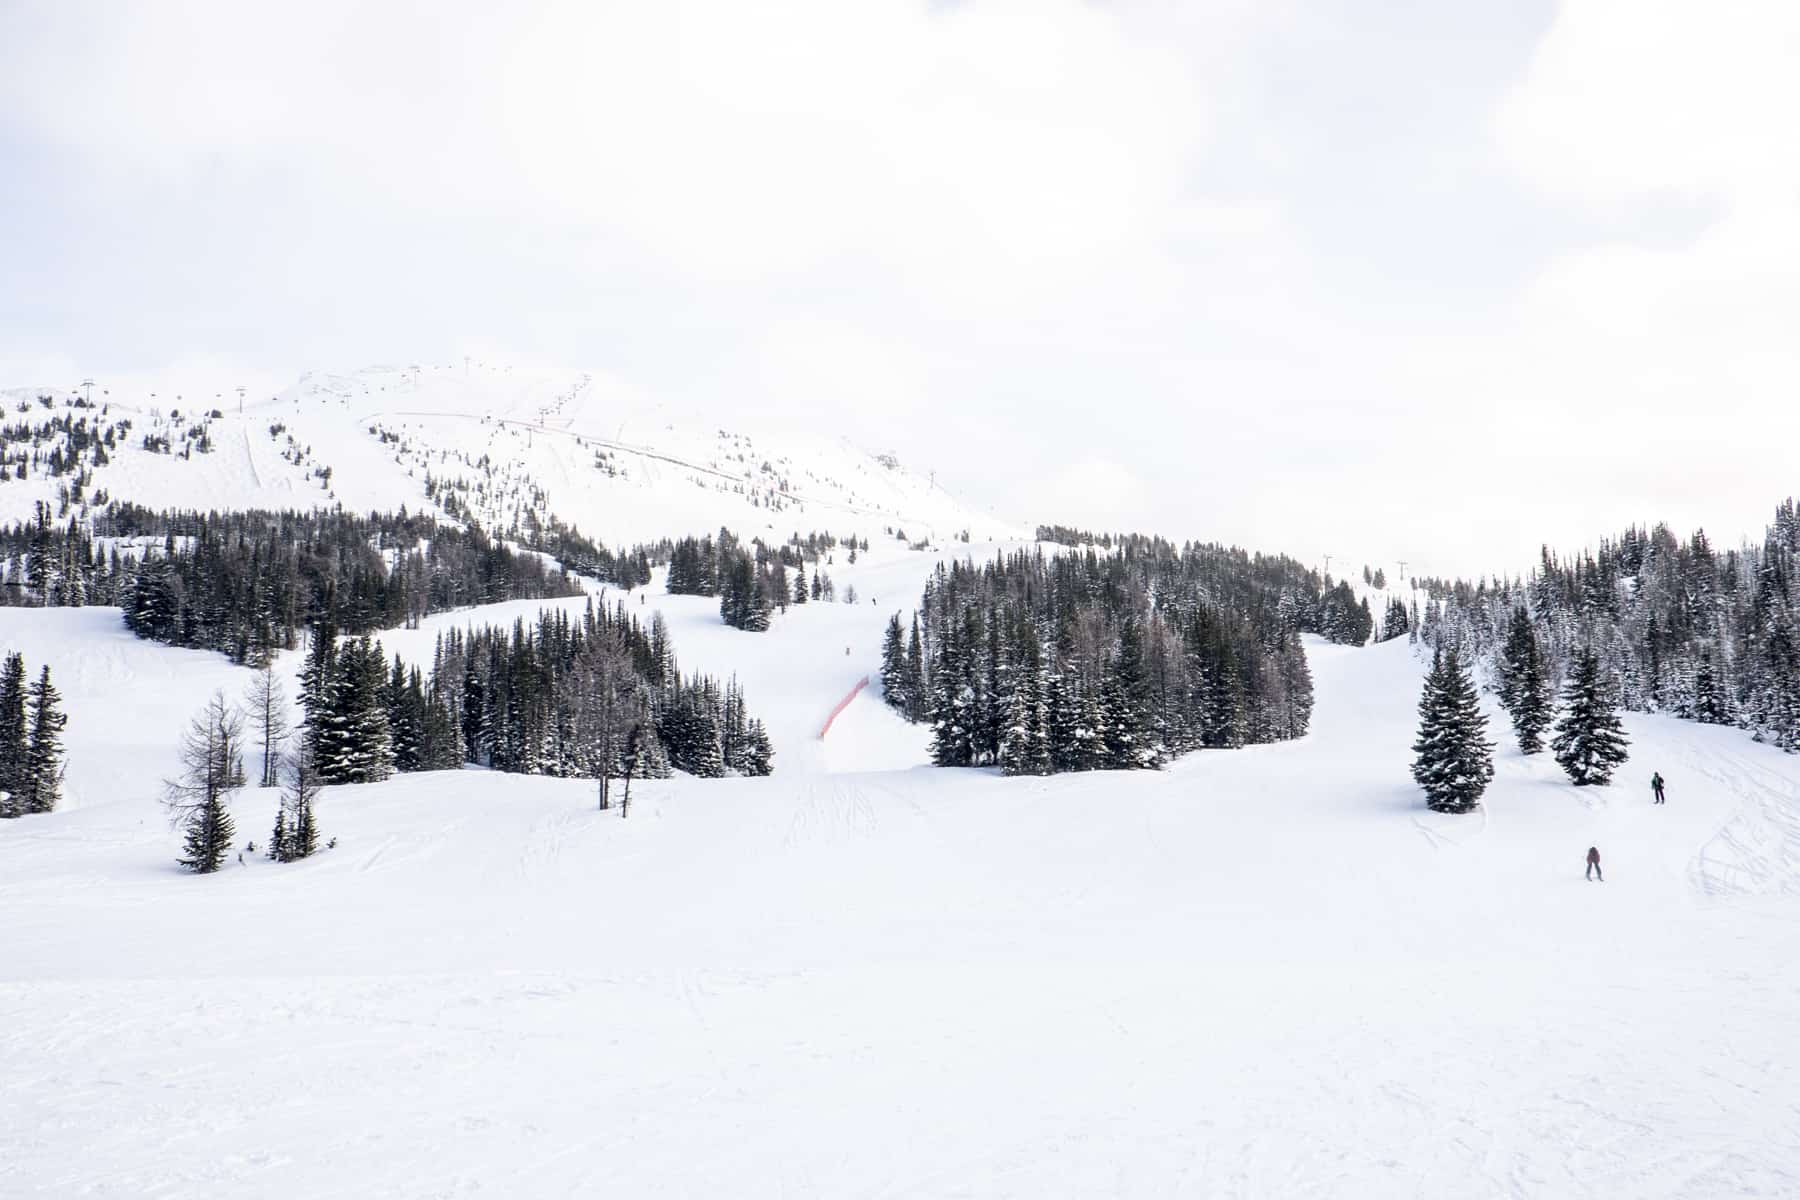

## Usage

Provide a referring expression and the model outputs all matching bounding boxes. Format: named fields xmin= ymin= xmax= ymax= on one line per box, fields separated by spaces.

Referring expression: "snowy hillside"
xmin=5 ymin=596 xmax=1800 ymax=1194
xmin=0 ymin=363 xmax=1018 ymax=545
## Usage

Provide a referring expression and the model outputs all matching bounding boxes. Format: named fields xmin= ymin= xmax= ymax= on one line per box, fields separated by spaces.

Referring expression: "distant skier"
xmin=1586 ymin=846 xmax=1603 ymax=882
xmin=1651 ymin=772 xmax=1666 ymax=805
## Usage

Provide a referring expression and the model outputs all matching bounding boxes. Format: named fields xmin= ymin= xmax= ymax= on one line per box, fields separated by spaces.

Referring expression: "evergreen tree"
xmin=658 ymin=685 xmax=725 ymax=777
xmin=1496 ymin=607 xmax=1536 ymax=713
xmin=904 ymin=617 xmax=927 ymax=722
xmin=742 ymin=718 xmax=775 ymax=776
xmin=0 ymin=651 xmax=26 ymax=817
xmin=1410 ymin=648 xmax=1495 ymax=813
xmin=1691 ymin=651 xmax=1733 ymax=725
xmin=273 ymin=745 xmax=323 ymax=861
xmin=317 ymin=637 xmax=395 ymax=784
xmin=165 ymin=693 xmax=244 ymax=873
xmin=1105 ymin=614 xmax=1159 ymax=767
xmin=1510 ymin=635 xmax=1554 ymax=755
xmin=999 ymin=645 xmax=1050 ymax=776
xmin=298 ymin=619 xmax=338 ymax=759
xmin=23 ymin=665 xmax=66 ymax=813
xmin=1552 ymin=649 xmax=1631 ymax=785
xmin=879 ymin=613 xmax=908 ymax=713
xmin=1377 ymin=596 xmax=1410 ymax=643
xmin=928 ymin=614 xmax=976 ymax=767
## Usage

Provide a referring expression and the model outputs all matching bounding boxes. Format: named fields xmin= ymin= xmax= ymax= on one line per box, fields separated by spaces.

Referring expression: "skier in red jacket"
xmin=1586 ymin=846 xmax=1603 ymax=882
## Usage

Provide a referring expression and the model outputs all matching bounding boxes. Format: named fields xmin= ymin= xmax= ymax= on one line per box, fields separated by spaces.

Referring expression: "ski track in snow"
xmin=5 ymin=583 xmax=1800 ymax=1194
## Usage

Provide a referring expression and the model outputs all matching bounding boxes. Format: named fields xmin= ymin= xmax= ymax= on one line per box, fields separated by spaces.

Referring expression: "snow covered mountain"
xmin=1 ymin=362 xmax=1019 ymax=546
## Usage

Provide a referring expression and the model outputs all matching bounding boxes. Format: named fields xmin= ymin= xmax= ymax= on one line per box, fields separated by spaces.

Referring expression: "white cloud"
xmin=4 ymin=1 xmax=1798 ymax=577
xmin=1496 ymin=0 xmax=1800 ymax=208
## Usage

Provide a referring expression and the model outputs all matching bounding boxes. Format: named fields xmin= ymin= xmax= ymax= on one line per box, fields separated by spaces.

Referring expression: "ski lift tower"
xmin=81 ymin=378 xmax=94 ymax=405
xmin=236 ymin=385 xmax=246 ymax=414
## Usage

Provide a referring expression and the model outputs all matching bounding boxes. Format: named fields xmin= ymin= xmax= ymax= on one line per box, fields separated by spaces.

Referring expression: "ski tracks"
xmin=1683 ymin=740 xmax=1800 ymax=898
xmin=782 ymin=777 xmax=879 ymax=850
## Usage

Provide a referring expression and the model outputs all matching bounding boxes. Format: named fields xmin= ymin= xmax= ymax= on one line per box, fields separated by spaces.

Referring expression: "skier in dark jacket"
xmin=1652 ymin=772 xmax=1666 ymax=804
xmin=1586 ymin=846 xmax=1603 ymax=882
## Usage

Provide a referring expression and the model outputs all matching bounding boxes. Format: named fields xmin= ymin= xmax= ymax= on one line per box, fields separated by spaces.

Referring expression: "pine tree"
xmin=0 ymin=652 xmax=26 ymax=817
xmin=1105 ymin=614 xmax=1159 ymax=767
xmin=23 ymin=665 xmax=66 ymax=814
xmin=1410 ymin=648 xmax=1495 ymax=813
xmin=1552 ymin=649 xmax=1631 ymax=785
xmin=1000 ymin=648 xmax=1050 ymax=776
xmin=1510 ymin=635 xmax=1554 ymax=755
xmin=1691 ymin=651 xmax=1733 ymax=725
xmin=928 ymin=615 xmax=976 ymax=767
xmin=1202 ymin=660 xmax=1246 ymax=749
xmin=904 ymin=617 xmax=926 ymax=722
xmin=298 ymin=619 xmax=338 ymax=758
xmin=879 ymin=613 xmax=908 ymax=713
xmin=273 ymin=746 xmax=323 ymax=861
xmin=1378 ymin=596 xmax=1409 ymax=643
xmin=742 ymin=718 xmax=775 ymax=776
xmin=166 ymin=693 xmax=244 ymax=873
xmin=317 ymin=637 xmax=395 ymax=784
xmin=1497 ymin=607 xmax=1536 ymax=713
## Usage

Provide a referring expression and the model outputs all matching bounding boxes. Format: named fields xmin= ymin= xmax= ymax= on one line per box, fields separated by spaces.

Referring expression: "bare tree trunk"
xmin=245 ymin=663 xmax=291 ymax=789
xmin=621 ymin=725 xmax=640 ymax=819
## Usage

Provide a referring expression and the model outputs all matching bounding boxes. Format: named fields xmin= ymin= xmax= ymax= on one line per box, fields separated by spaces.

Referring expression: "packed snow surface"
xmin=5 ymin=587 xmax=1800 ymax=1195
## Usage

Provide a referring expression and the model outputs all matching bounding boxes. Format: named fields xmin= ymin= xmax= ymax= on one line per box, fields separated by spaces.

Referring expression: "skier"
xmin=1586 ymin=846 xmax=1603 ymax=882
xmin=1652 ymin=772 xmax=1666 ymax=805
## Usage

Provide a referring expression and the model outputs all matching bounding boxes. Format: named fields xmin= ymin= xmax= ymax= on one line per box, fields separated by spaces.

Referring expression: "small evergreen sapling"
xmin=272 ymin=747 xmax=323 ymax=861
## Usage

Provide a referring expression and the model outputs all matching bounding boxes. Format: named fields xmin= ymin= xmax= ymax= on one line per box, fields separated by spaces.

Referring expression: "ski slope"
xmin=5 ymin=590 xmax=1800 ymax=1195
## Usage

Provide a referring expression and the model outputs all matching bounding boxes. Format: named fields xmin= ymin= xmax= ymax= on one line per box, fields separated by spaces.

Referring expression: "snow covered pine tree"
xmin=1552 ymin=648 xmax=1630 ymax=785
xmin=1411 ymin=647 xmax=1495 ymax=813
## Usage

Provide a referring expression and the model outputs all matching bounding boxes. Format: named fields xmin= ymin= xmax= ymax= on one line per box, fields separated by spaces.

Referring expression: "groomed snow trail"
xmin=4 ymin=624 xmax=1800 ymax=1197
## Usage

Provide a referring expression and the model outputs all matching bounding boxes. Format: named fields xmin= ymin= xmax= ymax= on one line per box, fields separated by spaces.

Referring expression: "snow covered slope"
xmin=0 ymin=363 xmax=1018 ymax=545
xmin=5 ymin=611 xmax=1800 ymax=1195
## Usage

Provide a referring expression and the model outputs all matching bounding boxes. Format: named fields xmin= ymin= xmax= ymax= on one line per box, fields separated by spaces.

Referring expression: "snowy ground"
xmin=5 ymin=599 xmax=1800 ymax=1195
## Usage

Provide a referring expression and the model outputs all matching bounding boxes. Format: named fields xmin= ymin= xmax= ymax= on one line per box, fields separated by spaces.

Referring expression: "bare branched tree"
xmin=164 ymin=692 xmax=245 ymax=874
xmin=245 ymin=663 xmax=292 ymax=789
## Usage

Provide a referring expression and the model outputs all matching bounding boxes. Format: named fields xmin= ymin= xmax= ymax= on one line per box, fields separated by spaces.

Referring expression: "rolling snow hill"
xmin=5 ymin=594 xmax=1800 ymax=1196
xmin=1 ymin=362 xmax=1019 ymax=546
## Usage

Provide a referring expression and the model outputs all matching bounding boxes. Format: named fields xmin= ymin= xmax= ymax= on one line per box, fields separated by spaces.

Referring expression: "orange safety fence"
xmin=818 ymin=675 xmax=871 ymax=739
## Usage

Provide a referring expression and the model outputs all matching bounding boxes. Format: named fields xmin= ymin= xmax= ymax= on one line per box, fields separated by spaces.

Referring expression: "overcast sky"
xmin=3 ymin=1 xmax=1797 ymax=577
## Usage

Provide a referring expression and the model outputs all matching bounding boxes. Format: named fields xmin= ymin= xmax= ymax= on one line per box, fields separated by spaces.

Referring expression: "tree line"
xmin=166 ymin=597 xmax=775 ymax=873
xmin=1414 ymin=497 xmax=1800 ymax=752
xmin=665 ymin=528 xmax=861 ymax=630
xmin=0 ymin=503 xmax=606 ymax=662
xmin=1410 ymin=640 xmax=1631 ymax=814
xmin=881 ymin=538 xmax=1333 ymax=775
xmin=294 ymin=601 xmax=775 ymax=792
